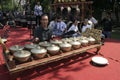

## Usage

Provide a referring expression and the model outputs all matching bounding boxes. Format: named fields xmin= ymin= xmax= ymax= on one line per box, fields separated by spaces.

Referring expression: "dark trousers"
xmin=36 ymin=15 xmax=41 ymax=25
xmin=103 ymin=31 xmax=111 ymax=38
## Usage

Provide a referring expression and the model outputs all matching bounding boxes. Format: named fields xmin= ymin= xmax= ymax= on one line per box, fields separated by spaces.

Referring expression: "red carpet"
xmin=0 ymin=28 xmax=120 ymax=80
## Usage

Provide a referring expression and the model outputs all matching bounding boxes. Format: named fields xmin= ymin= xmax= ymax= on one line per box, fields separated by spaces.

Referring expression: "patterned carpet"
xmin=0 ymin=28 xmax=120 ymax=80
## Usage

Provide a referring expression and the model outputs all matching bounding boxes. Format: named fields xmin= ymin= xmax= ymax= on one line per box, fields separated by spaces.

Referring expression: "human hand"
xmin=33 ymin=37 xmax=39 ymax=43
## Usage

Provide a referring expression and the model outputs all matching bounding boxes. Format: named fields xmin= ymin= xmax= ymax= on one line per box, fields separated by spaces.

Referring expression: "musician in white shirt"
xmin=82 ymin=19 xmax=92 ymax=33
xmin=66 ymin=19 xmax=80 ymax=37
xmin=48 ymin=16 xmax=57 ymax=31
xmin=88 ymin=14 xmax=98 ymax=28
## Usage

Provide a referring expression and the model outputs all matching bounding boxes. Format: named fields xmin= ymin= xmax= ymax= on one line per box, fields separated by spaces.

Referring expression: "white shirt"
xmin=82 ymin=24 xmax=92 ymax=33
xmin=48 ymin=21 xmax=57 ymax=30
xmin=90 ymin=17 xmax=98 ymax=25
xmin=68 ymin=24 xmax=78 ymax=32
xmin=34 ymin=5 xmax=43 ymax=16
xmin=67 ymin=24 xmax=79 ymax=37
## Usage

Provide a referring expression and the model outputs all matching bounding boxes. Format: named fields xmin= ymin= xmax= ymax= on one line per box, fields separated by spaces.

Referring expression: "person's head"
xmin=40 ymin=14 xmax=49 ymax=28
xmin=27 ymin=1 xmax=29 ymax=4
xmin=84 ymin=19 xmax=88 ymax=25
xmin=52 ymin=14 xmax=57 ymax=21
xmin=72 ymin=18 xmax=78 ymax=26
xmin=88 ymin=14 xmax=92 ymax=19
xmin=56 ymin=15 xmax=62 ymax=22
xmin=37 ymin=2 xmax=40 ymax=5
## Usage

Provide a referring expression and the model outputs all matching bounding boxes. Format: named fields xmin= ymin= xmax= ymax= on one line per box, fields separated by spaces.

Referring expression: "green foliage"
xmin=41 ymin=0 xmax=51 ymax=13
xmin=0 ymin=0 xmax=15 ymax=10
xmin=30 ymin=0 xmax=36 ymax=10
xmin=0 ymin=0 xmax=53 ymax=12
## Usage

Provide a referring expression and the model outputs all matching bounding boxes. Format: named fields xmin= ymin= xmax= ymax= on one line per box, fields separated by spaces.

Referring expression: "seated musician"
xmin=33 ymin=14 xmax=52 ymax=42
xmin=52 ymin=15 xmax=67 ymax=38
xmin=48 ymin=15 xmax=57 ymax=31
xmin=63 ymin=18 xmax=81 ymax=37
xmin=81 ymin=19 xmax=93 ymax=33
xmin=88 ymin=14 xmax=98 ymax=28
xmin=82 ymin=19 xmax=105 ymax=44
